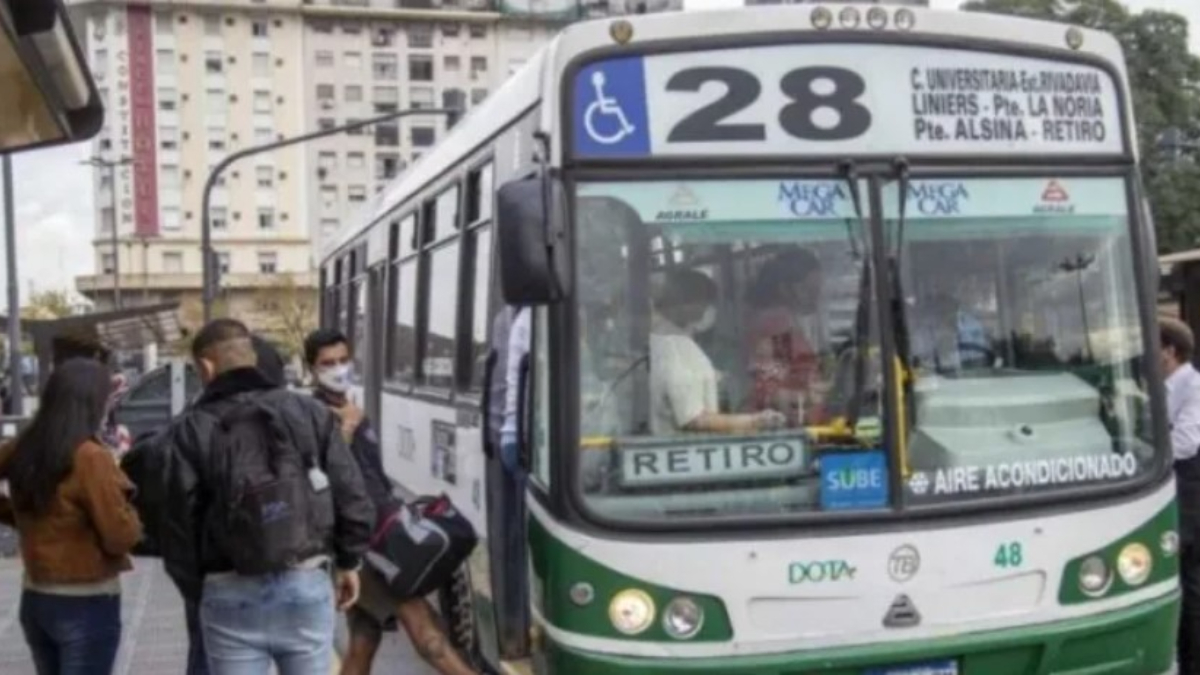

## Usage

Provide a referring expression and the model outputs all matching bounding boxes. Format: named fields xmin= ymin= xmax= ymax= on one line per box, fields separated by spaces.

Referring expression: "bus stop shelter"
xmin=0 ymin=302 xmax=182 ymax=392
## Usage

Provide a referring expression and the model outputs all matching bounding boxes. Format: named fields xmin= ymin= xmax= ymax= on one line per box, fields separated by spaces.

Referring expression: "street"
xmin=0 ymin=557 xmax=437 ymax=674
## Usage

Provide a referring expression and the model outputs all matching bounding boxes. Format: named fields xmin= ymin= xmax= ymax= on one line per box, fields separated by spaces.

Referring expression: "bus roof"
xmin=323 ymin=3 xmax=1130 ymax=263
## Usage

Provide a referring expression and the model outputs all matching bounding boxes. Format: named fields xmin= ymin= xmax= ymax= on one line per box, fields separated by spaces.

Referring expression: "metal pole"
xmin=3 ymin=156 xmax=22 ymax=417
xmin=201 ymin=106 xmax=462 ymax=323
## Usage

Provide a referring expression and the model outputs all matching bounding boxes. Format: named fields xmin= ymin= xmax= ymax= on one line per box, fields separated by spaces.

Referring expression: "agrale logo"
xmin=1034 ymin=180 xmax=1075 ymax=214
xmin=656 ymin=184 xmax=708 ymax=222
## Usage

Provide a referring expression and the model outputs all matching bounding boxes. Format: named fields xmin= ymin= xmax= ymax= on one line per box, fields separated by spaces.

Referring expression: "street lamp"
xmin=200 ymin=107 xmax=461 ymax=322
xmin=81 ymin=155 xmax=133 ymax=310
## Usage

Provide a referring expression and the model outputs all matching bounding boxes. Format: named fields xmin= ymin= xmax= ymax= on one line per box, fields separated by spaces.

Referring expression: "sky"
xmin=1 ymin=0 xmax=1197 ymax=306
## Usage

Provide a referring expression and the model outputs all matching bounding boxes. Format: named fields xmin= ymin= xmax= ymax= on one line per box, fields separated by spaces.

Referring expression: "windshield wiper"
xmin=890 ymin=158 xmax=916 ymax=436
xmin=838 ymin=161 xmax=872 ymax=433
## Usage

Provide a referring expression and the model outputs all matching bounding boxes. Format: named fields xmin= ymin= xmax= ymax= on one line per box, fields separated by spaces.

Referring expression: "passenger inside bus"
xmin=650 ymin=268 xmax=786 ymax=435
xmin=745 ymin=250 xmax=830 ymax=426
xmin=908 ymin=291 xmax=992 ymax=373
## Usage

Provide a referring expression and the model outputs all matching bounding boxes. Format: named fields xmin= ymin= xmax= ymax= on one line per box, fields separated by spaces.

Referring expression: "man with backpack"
xmin=138 ymin=319 xmax=374 ymax=674
xmin=302 ymin=328 xmax=478 ymax=675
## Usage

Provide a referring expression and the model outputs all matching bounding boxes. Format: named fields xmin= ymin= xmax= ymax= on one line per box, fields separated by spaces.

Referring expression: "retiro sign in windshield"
xmin=570 ymin=43 xmax=1123 ymax=158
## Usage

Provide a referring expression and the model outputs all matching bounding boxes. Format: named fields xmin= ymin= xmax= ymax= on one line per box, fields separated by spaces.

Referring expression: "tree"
xmin=22 ymin=289 xmax=73 ymax=320
xmin=962 ymin=0 xmax=1200 ymax=253
xmin=251 ymin=274 xmax=318 ymax=360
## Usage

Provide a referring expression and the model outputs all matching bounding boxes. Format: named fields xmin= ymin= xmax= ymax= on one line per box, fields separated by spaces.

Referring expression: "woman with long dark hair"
xmin=0 ymin=357 xmax=142 ymax=675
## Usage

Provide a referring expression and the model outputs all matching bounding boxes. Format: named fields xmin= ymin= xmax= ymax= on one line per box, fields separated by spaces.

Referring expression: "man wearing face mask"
xmin=303 ymin=329 xmax=479 ymax=675
xmin=652 ymin=269 xmax=786 ymax=435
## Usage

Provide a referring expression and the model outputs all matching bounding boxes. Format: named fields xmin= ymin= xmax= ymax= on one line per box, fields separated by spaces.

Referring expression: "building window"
xmin=347 ymin=152 xmax=365 ymax=169
xmin=408 ymin=55 xmax=433 ymax=82
xmin=318 ymin=152 xmax=337 ymax=171
xmin=318 ymin=118 xmax=335 ymax=131
xmin=471 ymin=88 xmax=488 ymax=105
xmin=160 ymin=165 xmax=180 ymax=190
xmin=373 ymin=86 xmax=398 ymax=106
xmin=253 ymin=91 xmax=271 ymax=113
xmin=258 ymin=209 xmax=275 ymax=230
xmin=345 ymin=85 xmax=363 ymax=103
xmin=251 ymin=20 xmax=268 ymax=37
xmin=321 ymin=186 xmax=337 ymax=210
xmin=93 ymin=49 xmax=108 ymax=77
xmin=160 ymin=125 xmax=179 ymax=150
xmin=162 ymin=207 xmax=181 ymax=231
xmin=316 ymin=84 xmax=335 ymax=101
xmin=344 ymin=52 xmax=362 ymax=69
xmin=372 ymin=53 xmax=398 ymax=80
xmin=346 ymin=118 xmax=363 ymax=135
xmin=256 ymin=166 xmax=274 ymax=188
xmin=207 ymin=126 xmax=226 ymax=151
xmin=376 ymin=153 xmax=400 ymax=180
xmin=258 ymin=252 xmax=278 ymax=274
xmin=375 ymin=123 xmax=398 ymax=147
xmin=442 ymin=88 xmax=465 ymax=110
xmin=410 ymin=86 xmax=434 ymax=110
xmin=441 ymin=23 xmax=459 ymax=37
xmin=212 ymin=207 xmax=228 ymax=230
xmin=100 ymin=207 xmax=115 ymax=233
xmin=348 ymin=185 xmax=367 ymax=202
xmin=315 ymin=50 xmax=334 ymax=68
xmin=203 ymin=14 xmax=220 ymax=36
xmin=163 ymin=251 xmax=184 ymax=272
xmin=469 ymin=23 xmax=486 ymax=39
xmin=444 ymin=55 xmax=459 ymax=72
xmin=320 ymin=219 xmax=339 ymax=236
xmin=312 ymin=20 xmax=333 ymax=34
xmin=254 ymin=127 xmax=272 ymax=144
xmin=252 ymin=52 xmax=271 ymax=77
xmin=206 ymin=88 xmax=227 ymax=112
xmin=411 ymin=126 xmax=435 ymax=147
xmin=155 ymin=12 xmax=173 ymax=35
xmin=156 ymin=50 xmax=175 ymax=75
xmin=407 ymin=24 xmax=433 ymax=48
xmin=101 ymin=253 xmax=115 ymax=275
xmin=205 ymin=51 xmax=223 ymax=74
xmin=470 ymin=56 xmax=487 ymax=79
xmin=158 ymin=87 xmax=176 ymax=111
xmin=371 ymin=26 xmax=392 ymax=46
xmin=217 ymin=252 xmax=231 ymax=274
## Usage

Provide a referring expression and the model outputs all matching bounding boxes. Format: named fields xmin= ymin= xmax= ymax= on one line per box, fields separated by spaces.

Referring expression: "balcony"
xmin=76 ymin=271 xmax=317 ymax=298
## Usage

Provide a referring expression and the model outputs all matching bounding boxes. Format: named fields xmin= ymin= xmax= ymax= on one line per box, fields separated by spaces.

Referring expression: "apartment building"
xmin=71 ymin=0 xmax=677 ymax=350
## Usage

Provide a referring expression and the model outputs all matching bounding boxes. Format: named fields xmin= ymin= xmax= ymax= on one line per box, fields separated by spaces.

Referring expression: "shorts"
xmin=346 ymin=562 xmax=399 ymax=636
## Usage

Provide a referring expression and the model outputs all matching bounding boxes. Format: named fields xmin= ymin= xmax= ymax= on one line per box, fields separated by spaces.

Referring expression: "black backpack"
xmin=208 ymin=393 xmax=333 ymax=575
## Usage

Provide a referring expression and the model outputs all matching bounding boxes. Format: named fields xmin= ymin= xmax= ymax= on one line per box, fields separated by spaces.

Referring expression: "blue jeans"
xmin=185 ymin=598 xmax=209 ymax=675
xmin=20 ymin=590 xmax=121 ymax=675
xmin=199 ymin=568 xmax=335 ymax=675
xmin=499 ymin=437 xmax=529 ymax=632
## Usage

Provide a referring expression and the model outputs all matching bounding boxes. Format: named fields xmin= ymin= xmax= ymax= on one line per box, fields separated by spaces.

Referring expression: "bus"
xmin=319 ymin=4 xmax=1176 ymax=674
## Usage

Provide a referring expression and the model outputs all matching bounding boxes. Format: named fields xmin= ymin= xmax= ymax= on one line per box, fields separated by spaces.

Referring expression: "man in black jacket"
xmin=134 ymin=319 xmax=374 ymax=674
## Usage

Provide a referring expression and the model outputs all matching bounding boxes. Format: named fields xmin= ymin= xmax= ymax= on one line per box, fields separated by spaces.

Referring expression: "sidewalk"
xmin=0 ymin=557 xmax=435 ymax=674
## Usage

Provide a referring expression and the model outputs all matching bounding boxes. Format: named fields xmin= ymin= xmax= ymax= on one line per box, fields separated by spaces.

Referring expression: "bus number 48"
xmin=665 ymin=66 xmax=872 ymax=144
xmin=993 ymin=541 xmax=1024 ymax=569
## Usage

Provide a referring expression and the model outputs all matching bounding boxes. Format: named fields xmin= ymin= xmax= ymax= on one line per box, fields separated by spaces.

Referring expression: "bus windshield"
xmin=573 ymin=178 xmax=883 ymax=520
xmin=570 ymin=175 xmax=1157 ymax=524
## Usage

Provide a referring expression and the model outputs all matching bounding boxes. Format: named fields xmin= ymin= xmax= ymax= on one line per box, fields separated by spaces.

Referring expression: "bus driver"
xmin=650 ymin=269 xmax=786 ymax=435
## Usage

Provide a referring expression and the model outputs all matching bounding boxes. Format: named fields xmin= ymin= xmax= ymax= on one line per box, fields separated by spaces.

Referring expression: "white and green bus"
xmin=320 ymin=4 xmax=1177 ymax=673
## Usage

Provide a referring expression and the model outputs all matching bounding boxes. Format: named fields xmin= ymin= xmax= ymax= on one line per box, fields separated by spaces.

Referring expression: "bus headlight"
xmin=1117 ymin=542 xmax=1152 ymax=586
xmin=609 ymin=589 xmax=655 ymax=635
xmin=1078 ymin=555 xmax=1110 ymax=596
xmin=663 ymin=596 xmax=705 ymax=640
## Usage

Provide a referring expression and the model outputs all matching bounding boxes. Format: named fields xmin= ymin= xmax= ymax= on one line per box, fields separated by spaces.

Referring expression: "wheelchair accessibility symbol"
xmin=583 ymin=71 xmax=636 ymax=146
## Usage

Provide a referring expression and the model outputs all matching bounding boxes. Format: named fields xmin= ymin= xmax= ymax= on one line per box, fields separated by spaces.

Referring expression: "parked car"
xmin=110 ymin=361 xmax=202 ymax=441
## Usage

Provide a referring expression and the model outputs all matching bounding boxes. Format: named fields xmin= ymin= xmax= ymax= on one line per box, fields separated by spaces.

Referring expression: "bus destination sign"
xmin=571 ymin=44 xmax=1122 ymax=159
xmin=618 ymin=434 xmax=808 ymax=488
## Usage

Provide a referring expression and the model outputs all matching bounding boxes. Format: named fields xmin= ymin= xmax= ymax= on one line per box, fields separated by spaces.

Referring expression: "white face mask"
xmin=316 ymin=363 xmax=354 ymax=393
xmin=689 ymin=307 xmax=716 ymax=334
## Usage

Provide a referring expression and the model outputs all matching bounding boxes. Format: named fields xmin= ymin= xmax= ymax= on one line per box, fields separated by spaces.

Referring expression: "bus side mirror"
xmin=496 ymin=174 xmax=570 ymax=305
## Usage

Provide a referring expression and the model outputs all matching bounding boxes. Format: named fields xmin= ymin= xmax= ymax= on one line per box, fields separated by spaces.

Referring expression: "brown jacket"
xmin=0 ymin=439 xmax=143 ymax=585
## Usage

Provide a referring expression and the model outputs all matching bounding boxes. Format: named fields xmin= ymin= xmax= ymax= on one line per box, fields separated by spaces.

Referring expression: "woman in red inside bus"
xmin=746 ymin=250 xmax=830 ymax=427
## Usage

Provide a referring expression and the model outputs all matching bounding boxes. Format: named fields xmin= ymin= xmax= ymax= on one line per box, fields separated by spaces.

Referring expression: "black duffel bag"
xmin=365 ymin=494 xmax=478 ymax=599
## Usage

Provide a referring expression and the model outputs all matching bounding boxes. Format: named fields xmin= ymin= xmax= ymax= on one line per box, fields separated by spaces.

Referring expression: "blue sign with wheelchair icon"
xmin=572 ymin=58 xmax=650 ymax=157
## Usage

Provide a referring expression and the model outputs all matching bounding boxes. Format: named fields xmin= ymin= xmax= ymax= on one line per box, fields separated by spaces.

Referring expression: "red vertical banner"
xmin=126 ymin=5 xmax=159 ymax=236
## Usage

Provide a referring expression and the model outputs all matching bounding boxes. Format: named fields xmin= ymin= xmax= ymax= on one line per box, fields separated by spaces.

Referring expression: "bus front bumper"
xmin=542 ymin=590 xmax=1178 ymax=675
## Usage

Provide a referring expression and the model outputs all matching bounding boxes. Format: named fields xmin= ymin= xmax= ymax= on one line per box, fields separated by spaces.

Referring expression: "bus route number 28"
xmin=665 ymin=66 xmax=872 ymax=144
